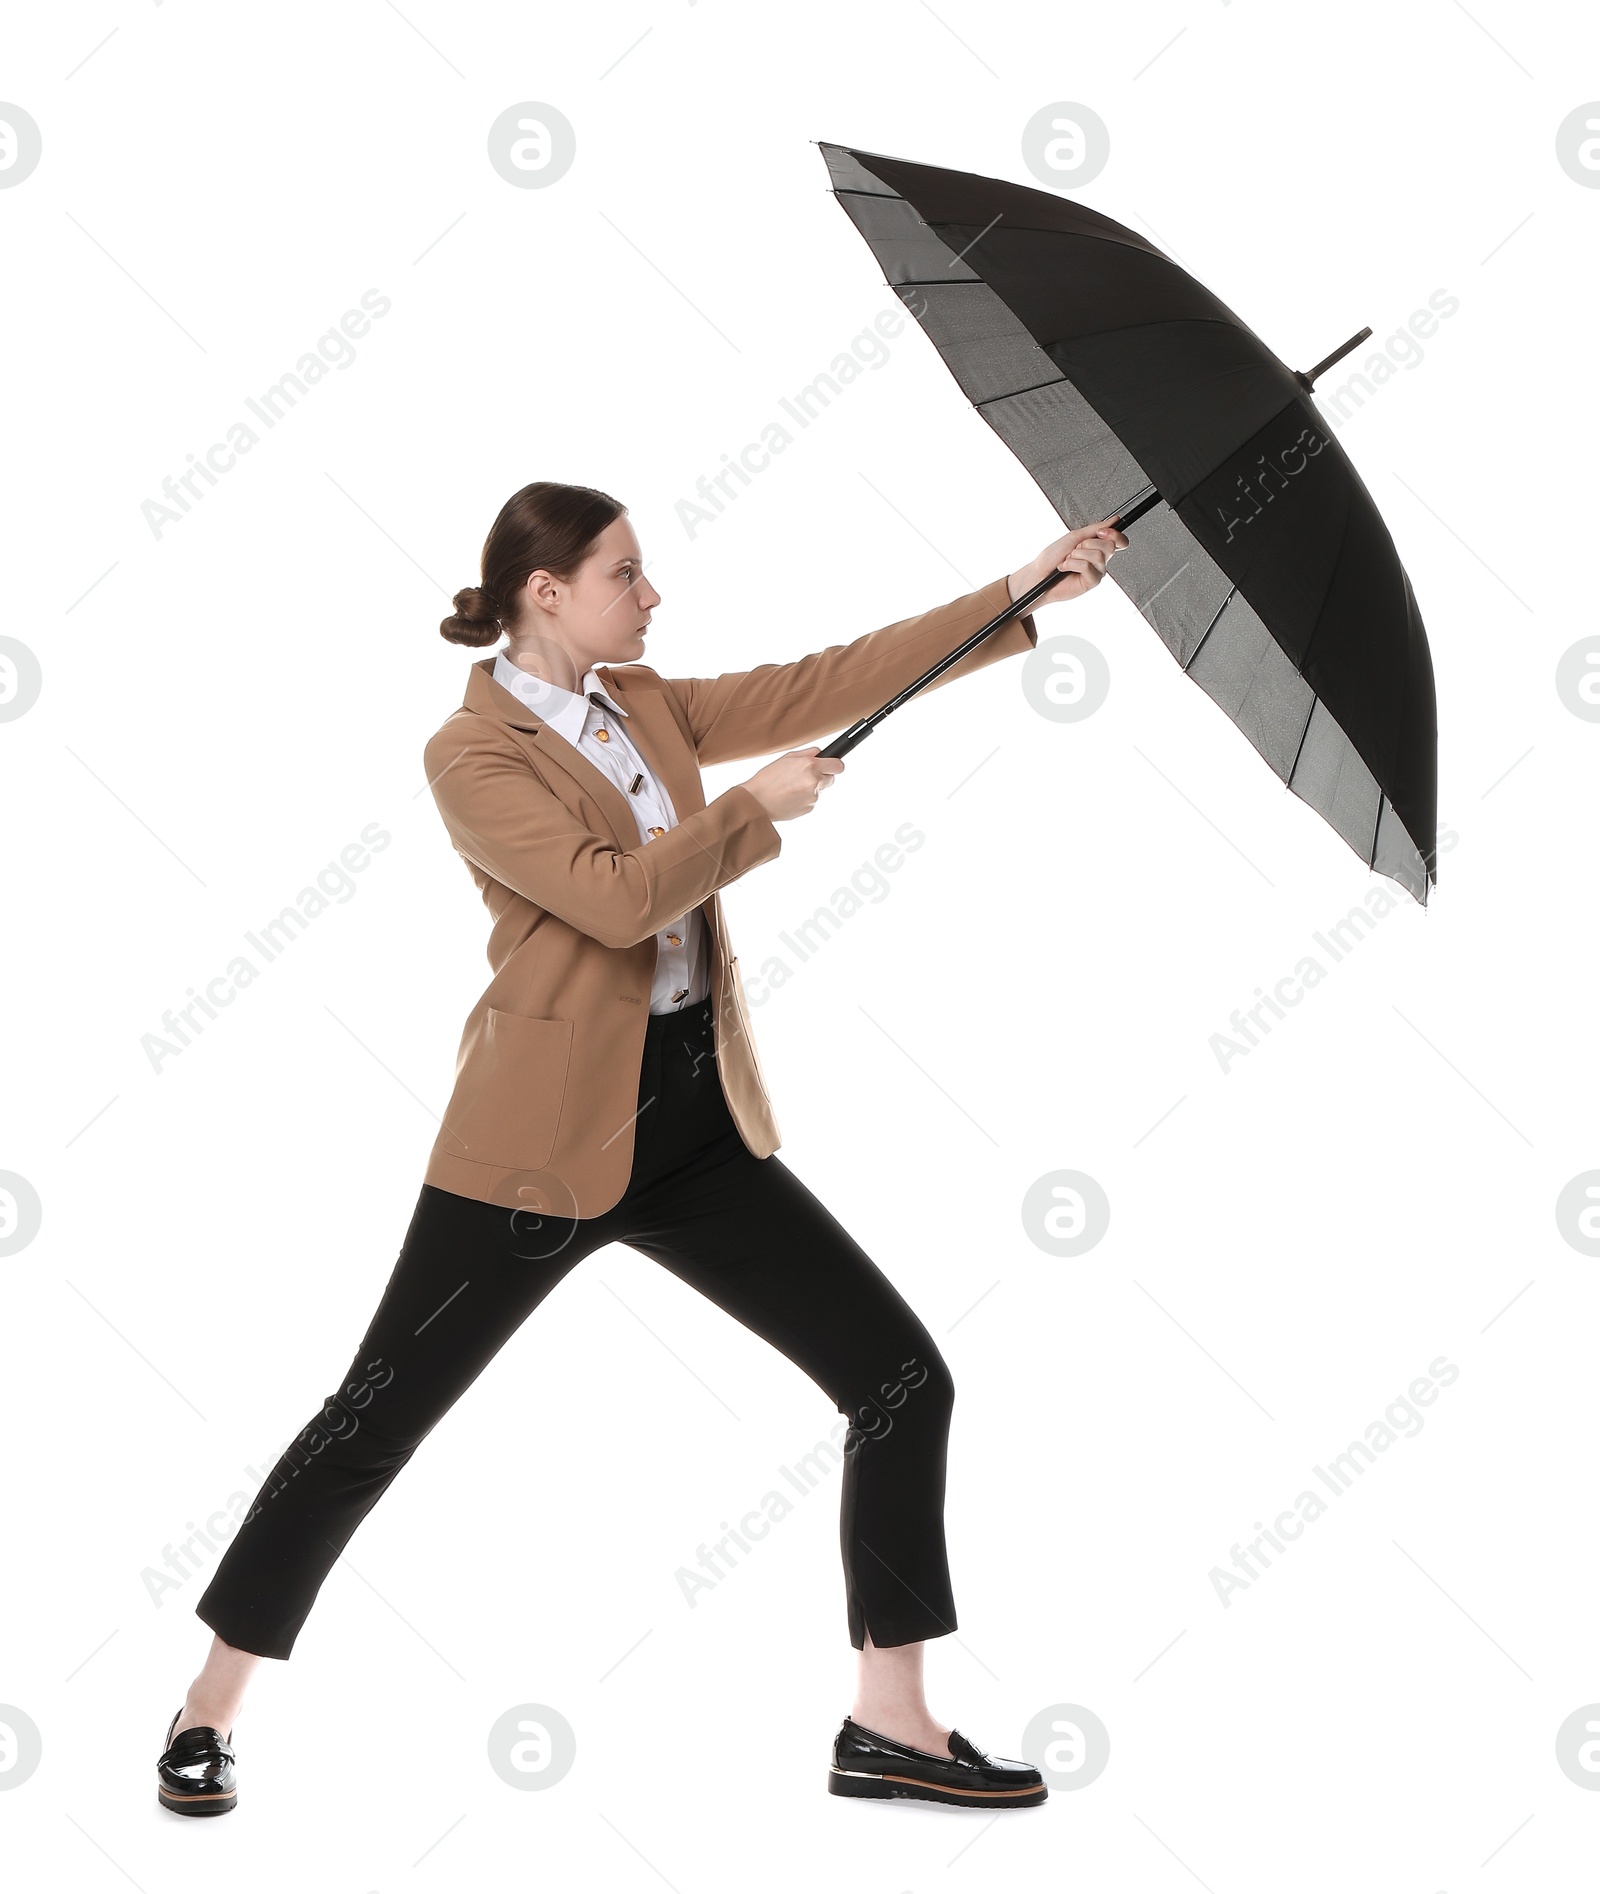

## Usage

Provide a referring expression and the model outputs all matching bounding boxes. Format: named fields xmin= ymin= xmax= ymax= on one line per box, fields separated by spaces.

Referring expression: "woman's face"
xmin=511 ymin=514 xmax=662 ymax=674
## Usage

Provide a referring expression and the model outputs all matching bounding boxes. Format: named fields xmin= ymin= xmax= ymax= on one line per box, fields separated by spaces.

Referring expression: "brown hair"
xmin=440 ymin=481 xmax=627 ymax=647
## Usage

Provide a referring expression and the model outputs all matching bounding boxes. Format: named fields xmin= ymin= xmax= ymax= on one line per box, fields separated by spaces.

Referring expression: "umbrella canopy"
xmin=818 ymin=142 xmax=1438 ymax=905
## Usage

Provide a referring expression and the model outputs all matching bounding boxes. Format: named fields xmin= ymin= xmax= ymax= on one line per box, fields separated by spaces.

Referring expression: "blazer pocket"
xmin=442 ymin=1009 xmax=573 ymax=1171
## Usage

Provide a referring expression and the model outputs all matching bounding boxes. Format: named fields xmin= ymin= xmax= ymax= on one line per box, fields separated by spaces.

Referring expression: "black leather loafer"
xmin=828 ymin=1715 xmax=1046 ymax=1807
xmin=157 ymin=1708 xmax=237 ymax=1816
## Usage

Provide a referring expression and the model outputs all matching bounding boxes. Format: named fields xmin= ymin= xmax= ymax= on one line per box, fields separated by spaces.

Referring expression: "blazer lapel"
xmin=462 ymin=659 xmax=636 ymax=847
xmin=462 ymin=659 xmax=703 ymax=849
xmin=597 ymin=672 xmax=706 ymax=826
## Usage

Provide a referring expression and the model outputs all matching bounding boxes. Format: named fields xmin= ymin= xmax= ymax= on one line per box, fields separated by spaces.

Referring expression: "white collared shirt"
xmin=491 ymin=651 xmax=708 ymax=1015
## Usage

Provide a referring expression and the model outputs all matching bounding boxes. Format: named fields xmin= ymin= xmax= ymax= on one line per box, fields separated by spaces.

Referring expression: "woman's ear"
xmin=522 ymin=569 xmax=563 ymax=618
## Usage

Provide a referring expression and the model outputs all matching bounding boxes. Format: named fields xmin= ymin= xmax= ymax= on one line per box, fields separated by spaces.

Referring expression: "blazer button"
xmin=665 ymin=933 xmax=682 ymax=946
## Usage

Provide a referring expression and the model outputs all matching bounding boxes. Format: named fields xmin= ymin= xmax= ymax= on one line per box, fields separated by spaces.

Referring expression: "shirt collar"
xmin=490 ymin=651 xmax=629 ymax=747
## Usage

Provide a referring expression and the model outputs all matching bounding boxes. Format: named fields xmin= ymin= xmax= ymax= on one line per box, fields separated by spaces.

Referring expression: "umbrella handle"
xmin=817 ymin=502 xmax=1158 ymax=760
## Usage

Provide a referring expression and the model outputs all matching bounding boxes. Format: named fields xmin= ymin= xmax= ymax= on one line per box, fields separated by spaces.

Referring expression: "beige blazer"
xmin=422 ymin=574 xmax=1038 ymax=1216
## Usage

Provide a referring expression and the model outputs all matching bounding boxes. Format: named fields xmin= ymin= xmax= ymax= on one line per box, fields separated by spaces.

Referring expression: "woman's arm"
xmin=663 ymin=575 xmax=1034 ymax=767
xmin=424 ymin=723 xmax=782 ymax=950
xmin=663 ymin=521 xmax=1125 ymax=766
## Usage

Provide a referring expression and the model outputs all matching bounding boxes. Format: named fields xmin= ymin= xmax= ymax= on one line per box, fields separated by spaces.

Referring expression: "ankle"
xmin=178 ymin=1693 xmax=240 ymax=1738
xmin=850 ymin=1703 xmax=951 ymax=1749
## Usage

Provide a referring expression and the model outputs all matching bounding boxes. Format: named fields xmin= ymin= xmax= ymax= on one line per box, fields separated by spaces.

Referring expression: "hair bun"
xmin=440 ymin=585 xmax=502 ymax=647
xmin=440 ymin=482 xmax=626 ymax=653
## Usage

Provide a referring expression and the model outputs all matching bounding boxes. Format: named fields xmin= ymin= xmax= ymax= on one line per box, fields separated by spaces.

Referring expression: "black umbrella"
xmin=815 ymin=142 xmax=1438 ymax=905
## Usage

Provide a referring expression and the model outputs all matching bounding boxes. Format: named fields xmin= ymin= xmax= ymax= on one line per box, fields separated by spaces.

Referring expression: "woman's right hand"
xmin=743 ymin=746 xmax=845 ymax=822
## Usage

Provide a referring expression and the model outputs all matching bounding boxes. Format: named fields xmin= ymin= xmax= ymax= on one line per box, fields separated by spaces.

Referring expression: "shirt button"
xmin=594 ymin=728 xmax=610 ymax=742
xmin=647 ymin=826 xmax=665 ymax=838
xmin=665 ymin=933 xmax=682 ymax=946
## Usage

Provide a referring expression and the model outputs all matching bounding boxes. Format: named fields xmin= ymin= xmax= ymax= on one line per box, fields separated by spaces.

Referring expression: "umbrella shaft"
xmin=818 ymin=568 xmax=1060 ymax=759
xmin=819 ymin=496 xmax=1168 ymax=758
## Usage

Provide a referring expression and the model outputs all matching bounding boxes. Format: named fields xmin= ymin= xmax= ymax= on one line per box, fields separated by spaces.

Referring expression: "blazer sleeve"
xmin=661 ymin=574 xmax=1039 ymax=765
xmin=423 ymin=724 xmax=782 ymax=950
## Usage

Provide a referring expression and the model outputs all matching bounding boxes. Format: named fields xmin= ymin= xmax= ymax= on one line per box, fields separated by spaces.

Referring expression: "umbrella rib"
xmin=1036 ymin=312 xmax=1247 ymax=348
xmin=1182 ymin=586 xmax=1236 ymax=674
xmin=1369 ymin=791 xmax=1384 ymax=870
xmin=1283 ymin=465 xmax=1356 ymax=683
xmin=835 ymin=195 xmax=1166 ymax=256
xmin=884 ymin=278 xmax=1256 ymax=379
xmin=973 ymin=372 xmax=1068 ymax=408
xmin=1286 ymin=693 xmax=1318 ymax=792
xmin=917 ymin=216 xmax=1173 ymax=261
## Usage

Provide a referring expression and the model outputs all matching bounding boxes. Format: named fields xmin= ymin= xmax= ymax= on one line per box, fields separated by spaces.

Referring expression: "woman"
xmin=156 ymin=480 xmax=1125 ymax=1815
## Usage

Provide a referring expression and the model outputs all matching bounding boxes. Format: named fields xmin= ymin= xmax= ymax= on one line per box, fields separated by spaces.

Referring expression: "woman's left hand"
xmin=1007 ymin=518 xmax=1128 ymax=609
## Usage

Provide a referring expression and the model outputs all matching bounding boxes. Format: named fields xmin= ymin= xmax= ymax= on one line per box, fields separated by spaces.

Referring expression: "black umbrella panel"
xmin=816 ymin=142 xmax=1438 ymax=906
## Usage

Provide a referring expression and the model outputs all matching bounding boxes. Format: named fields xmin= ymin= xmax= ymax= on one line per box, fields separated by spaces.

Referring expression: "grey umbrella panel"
xmin=819 ymin=143 xmax=1432 ymax=906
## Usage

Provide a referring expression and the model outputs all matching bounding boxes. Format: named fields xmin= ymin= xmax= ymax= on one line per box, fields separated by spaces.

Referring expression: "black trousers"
xmin=196 ymin=996 xmax=958 ymax=1660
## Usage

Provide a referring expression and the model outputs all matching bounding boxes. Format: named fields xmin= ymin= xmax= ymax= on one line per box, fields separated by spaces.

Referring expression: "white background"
xmin=3 ymin=2 xmax=1596 ymax=1888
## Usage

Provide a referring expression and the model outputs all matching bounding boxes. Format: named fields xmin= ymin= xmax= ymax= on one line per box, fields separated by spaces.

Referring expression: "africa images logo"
xmin=1212 ymin=424 xmax=1329 ymax=544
